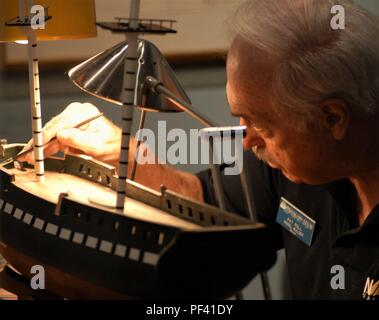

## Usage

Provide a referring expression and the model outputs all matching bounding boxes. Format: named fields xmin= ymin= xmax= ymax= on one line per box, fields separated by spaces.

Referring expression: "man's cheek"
xmin=268 ymin=145 xmax=283 ymax=162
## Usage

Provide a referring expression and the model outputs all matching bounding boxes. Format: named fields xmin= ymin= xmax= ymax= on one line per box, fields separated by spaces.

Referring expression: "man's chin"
xmin=261 ymin=159 xmax=304 ymax=183
xmin=267 ymin=161 xmax=280 ymax=170
xmin=282 ymin=170 xmax=303 ymax=184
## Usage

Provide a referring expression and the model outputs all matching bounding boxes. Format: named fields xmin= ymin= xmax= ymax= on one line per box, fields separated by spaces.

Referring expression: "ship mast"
xmin=22 ymin=0 xmax=46 ymax=182
xmin=116 ymin=0 xmax=141 ymax=210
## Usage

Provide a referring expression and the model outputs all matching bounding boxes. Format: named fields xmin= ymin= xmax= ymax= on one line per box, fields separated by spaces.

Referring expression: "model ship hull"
xmin=0 ymin=145 xmax=276 ymax=299
xmin=0 ymin=175 xmax=160 ymax=299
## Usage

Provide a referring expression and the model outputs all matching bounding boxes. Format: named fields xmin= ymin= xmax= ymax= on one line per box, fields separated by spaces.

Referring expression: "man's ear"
xmin=320 ymin=99 xmax=350 ymax=140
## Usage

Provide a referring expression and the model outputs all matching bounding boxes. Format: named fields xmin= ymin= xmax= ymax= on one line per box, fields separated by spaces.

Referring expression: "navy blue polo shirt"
xmin=197 ymin=151 xmax=379 ymax=300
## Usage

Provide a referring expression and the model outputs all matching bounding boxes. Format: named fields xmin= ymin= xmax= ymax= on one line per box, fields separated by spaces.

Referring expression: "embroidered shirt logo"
xmin=362 ymin=277 xmax=379 ymax=300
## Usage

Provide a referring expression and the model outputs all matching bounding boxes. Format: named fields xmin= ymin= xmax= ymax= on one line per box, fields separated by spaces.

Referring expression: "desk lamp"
xmin=69 ymin=0 xmax=187 ymax=211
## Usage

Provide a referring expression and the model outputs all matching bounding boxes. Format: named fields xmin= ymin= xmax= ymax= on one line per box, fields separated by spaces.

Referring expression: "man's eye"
xmin=242 ymin=117 xmax=266 ymax=133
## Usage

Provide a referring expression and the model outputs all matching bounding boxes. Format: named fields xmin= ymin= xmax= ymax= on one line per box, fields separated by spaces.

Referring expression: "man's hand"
xmin=18 ymin=102 xmax=122 ymax=168
xmin=17 ymin=102 xmax=204 ymax=201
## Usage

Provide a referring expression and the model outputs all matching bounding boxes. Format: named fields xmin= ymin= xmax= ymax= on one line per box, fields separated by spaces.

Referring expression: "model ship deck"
xmin=7 ymin=167 xmax=199 ymax=231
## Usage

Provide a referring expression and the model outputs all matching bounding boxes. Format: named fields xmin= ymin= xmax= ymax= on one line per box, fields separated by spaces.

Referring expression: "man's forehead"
xmin=227 ymin=38 xmax=273 ymax=85
xmin=228 ymin=41 xmax=273 ymax=95
xmin=226 ymin=38 xmax=275 ymax=119
xmin=228 ymin=37 xmax=270 ymax=65
xmin=226 ymin=39 xmax=249 ymax=72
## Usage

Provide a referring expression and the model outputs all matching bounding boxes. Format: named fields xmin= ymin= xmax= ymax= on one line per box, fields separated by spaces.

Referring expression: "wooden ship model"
xmin=0 ymin=0 xmax=276 ymax=299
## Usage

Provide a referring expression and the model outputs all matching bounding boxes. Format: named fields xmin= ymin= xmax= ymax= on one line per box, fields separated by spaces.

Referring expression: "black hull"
xmin=0 ymin=169 xmax=170 ymax=298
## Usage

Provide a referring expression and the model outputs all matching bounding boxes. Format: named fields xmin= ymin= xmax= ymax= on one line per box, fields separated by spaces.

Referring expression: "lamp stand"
xmin=146 ymin=78 xmax=273 ymax=300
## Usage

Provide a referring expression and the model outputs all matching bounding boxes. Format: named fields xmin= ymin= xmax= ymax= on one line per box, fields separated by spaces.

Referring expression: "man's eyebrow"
xmin=230 ymin=111 xmax=268 ymax=126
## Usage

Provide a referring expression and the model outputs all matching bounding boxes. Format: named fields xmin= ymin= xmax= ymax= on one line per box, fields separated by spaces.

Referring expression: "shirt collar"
xmin=322 ymin=178 xmax=360 ymax=228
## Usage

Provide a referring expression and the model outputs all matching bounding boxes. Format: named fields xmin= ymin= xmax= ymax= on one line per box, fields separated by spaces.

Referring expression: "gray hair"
xmin=229 ymin=0 xmax=379 ymax=129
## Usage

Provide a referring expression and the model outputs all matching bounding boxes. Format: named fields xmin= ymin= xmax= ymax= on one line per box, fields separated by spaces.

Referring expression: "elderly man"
xmin=19 ymin=0 xmax=379 ymax=299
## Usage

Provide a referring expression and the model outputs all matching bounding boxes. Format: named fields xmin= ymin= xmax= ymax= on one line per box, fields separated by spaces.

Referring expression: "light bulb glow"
xmin=15 ymin=40 xmax=28 ymax=44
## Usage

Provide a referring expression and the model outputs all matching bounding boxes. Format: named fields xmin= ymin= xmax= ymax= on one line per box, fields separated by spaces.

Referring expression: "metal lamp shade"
xmin=68 ymin=39 xmax=191 ymax=112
